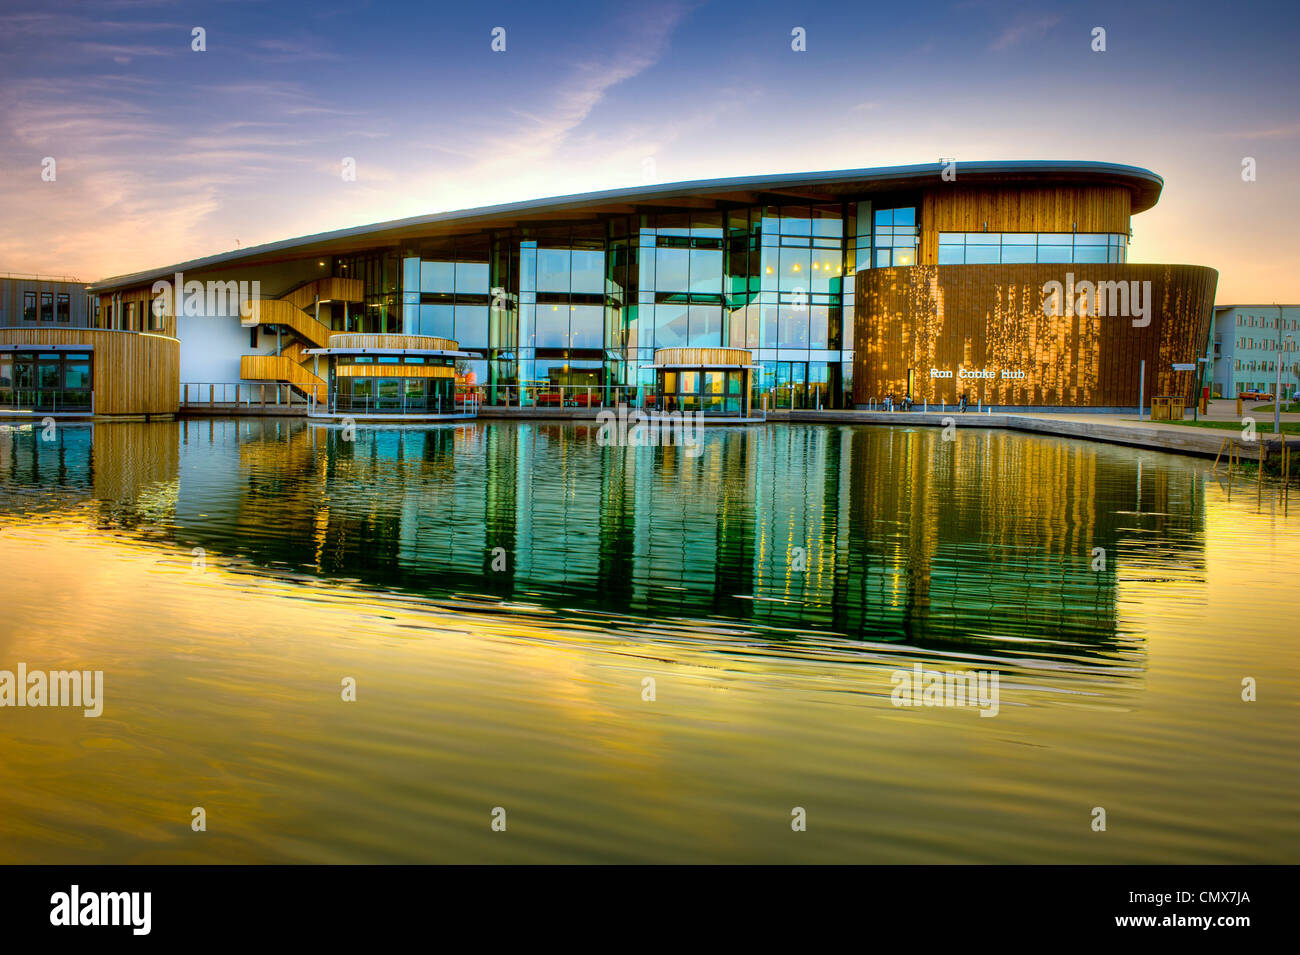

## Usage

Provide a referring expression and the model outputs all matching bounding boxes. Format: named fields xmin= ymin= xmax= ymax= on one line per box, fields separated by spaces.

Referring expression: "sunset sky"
xmin=1 ymin=0 xmax=1296 ymax=302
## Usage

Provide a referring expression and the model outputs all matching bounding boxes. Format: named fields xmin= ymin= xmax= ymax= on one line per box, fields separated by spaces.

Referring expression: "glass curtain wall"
xmin=336 ymin=252 xmax=401 ymax=333
xmin=384 ymin=198 xmax=919 ymax=409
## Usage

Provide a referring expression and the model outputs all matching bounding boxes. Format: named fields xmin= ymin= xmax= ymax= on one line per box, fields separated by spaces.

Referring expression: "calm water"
xmin=0 ymin=418 xmax=1296 ymax=863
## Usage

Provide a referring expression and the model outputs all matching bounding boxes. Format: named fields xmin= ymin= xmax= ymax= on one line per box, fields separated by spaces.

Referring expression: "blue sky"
xmin=1 ymin=0 xmax=1297 ymax=300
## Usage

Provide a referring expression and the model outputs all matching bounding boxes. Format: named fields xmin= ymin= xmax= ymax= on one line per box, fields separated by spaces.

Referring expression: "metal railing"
xmin=321 ymin=391 xmax=481 ymax=416
xmin=181 ymin=382 xmax=309 ymax=409
xmin=0 ymin=271 xmax=84 ymax=283
xmin=473 ymin=385 xmax=772 ymax=418
xmin=0 ymin=388 xmax=93 ymax=413
xmin=482 ymin=384 xmax=646 ymax=409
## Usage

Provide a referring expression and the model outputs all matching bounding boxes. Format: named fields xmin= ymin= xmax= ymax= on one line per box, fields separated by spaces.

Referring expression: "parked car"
xmin=1238 ymin=389 xmax=1274 ymax=400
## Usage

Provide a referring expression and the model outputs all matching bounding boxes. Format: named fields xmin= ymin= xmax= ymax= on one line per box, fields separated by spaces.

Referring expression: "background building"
xmin=0 ymin=273 xmax=93 ymax=327
xmin=1205 ymin=305 xmax=1300 ymax=400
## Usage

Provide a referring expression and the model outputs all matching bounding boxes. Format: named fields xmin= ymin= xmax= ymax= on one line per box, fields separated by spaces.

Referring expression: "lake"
xmin=0 ymin=418 xmax=1295 ymax=862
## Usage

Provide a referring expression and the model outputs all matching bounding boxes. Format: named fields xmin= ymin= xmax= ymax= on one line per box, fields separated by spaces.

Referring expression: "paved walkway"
xmin=769 ymin=405 xmax=1298 ymax=459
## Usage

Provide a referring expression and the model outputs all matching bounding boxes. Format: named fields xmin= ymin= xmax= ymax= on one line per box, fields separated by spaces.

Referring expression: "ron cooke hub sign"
xmin=929 ymin=367 xmax=1026 ymax=380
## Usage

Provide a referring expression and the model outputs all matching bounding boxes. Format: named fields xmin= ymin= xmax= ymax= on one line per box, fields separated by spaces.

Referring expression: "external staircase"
xmin=239 ymin=277 xmax=364 ymax=403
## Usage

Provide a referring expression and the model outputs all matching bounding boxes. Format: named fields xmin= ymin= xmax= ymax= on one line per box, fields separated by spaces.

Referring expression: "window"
xmin=872 ymin=208 xmax=918 ymax=268
xmin=420 ymin=260 xmax=454 ymax=293
xmin=40 ymin=292 xmax=53 ymax=322
xmin=57 ymin=292 xmax=70 ymax=323
xmin=23 ymin=292 xmax=36 ymax=321
xmin=937 ymin=233 xmax=1127 ymax=264
xmin=0 ymin=351 xmax=93 ymax=411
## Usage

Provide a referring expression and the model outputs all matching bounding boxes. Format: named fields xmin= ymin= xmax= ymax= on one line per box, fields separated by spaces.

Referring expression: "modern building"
xmin=80 ymin=160 xmax=1217 ymax=415
xmin=0 ymin=273 xmax=179 ymax=418
xmin=1204 ymin=305 xmax=1300 ymax=400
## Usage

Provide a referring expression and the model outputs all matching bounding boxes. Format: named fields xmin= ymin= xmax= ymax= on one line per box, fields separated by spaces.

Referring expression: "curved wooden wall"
xmin=0 ymin=328 xmax=179 ymax=415
xmin=334 ymin=364 xmax=455 ymax=378
xmin=853 ymin=264 xmax=1218 ymax=408
xmin=654 ymin=347 xmax=754 ymax=367
xmin=918 ymin=185 xmax=1131 ymax=265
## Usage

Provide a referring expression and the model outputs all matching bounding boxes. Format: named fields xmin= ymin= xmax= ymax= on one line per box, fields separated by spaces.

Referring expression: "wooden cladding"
xmin=92 ymin=290 xmax=177 ymax=338
xmin=281 ymin=277 xmax=364 ymax=311
xmin=326 ymin=333 xmax=459 ymax=352
xmin=240 ymin=354 xmax=327 ymax=401
xmin=854 ymin=264 xmax=1218 ymax=408
xmin=0 ymin=328 xmax=179 ymax=415
xmin=334 ymin=364 xmax=455 ymax=378
xmin=919 ymin=186 xmax=1131 ymax=265
xmin=242 ymin=298 xmax=333 ymax=348
xmin=654 ymin=347 xmax=754 ymax=367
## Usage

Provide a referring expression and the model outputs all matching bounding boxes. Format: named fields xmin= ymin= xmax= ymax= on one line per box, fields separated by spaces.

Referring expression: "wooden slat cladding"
xmin=281 ymin=277 xmax=364 ymax=311
xmin=334 ymin=364 xmax=455 ymax=378
xmin=919 ymin=186 xmax=1131 ymax=264
xmin=92 ymin=289 xmax=177 ymax=338
xmin=327 ymin=333 xmax=459 ymax=352
xmin=240 ymin=354 xmax=327 ymax=400
xmin=0 ymin=328 xmax=178 ymax=415
xmin=853 ymin=264 xmax=1218 ymax=408
xmin=242 ymin=298 xmax=333 ymax=348
xmin=654 ymin=347 xmax=754 ymax=366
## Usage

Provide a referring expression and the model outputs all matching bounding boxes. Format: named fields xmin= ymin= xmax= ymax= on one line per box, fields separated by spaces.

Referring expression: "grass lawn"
xmin=1141 ymin=418 xmax=1300 ymax=434
xmin=1251 ymin=402 xmax=1300 ymax=414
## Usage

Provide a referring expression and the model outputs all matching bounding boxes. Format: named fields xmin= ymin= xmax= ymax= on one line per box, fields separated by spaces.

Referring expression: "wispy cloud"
xmin=77 ymin=41 xmax=178 ymax=63
xmin=1221 ymin=121 xmax=1300 ymax=140
xmin=988 ymin=13 xmax=1061 ymax=52
xmin=248 ymin=37 xmax=341 ymax=63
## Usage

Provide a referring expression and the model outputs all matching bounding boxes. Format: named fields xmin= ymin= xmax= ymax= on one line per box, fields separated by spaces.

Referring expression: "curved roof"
xmin=89 ymin=160 xmax=1162 ymax=291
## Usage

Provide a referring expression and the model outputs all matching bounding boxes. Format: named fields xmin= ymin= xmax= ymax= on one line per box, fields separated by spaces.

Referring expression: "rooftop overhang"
xmin=88 ymin=160 xmax=1163 ymax=292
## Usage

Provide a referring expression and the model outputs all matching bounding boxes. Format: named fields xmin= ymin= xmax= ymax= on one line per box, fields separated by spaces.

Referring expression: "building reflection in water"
xmin=0 ymin=418 xmax=1208 ymax=664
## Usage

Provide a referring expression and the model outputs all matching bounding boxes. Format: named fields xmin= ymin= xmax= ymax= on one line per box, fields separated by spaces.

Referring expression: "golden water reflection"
xmin=0 ymin=420 xmax=1295 ymax=862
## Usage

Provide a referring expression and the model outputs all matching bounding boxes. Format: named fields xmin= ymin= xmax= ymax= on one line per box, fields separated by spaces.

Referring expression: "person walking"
xmin=959 ymin=392 xmax=967 ymax=413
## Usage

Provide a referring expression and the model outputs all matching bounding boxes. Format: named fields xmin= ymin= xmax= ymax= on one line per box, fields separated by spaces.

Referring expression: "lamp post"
xmin=1194 ymin=356 xmax=1210 ymax=422
xmin=1274 ymin=303 xmax=1291 ymax=435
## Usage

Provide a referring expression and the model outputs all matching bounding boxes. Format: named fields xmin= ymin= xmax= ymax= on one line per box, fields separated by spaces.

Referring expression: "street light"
xmin=1194 ymin=356 xmax=1210 ymax=422
xmin=1274 ymin=302 xmax=1292 ymax=435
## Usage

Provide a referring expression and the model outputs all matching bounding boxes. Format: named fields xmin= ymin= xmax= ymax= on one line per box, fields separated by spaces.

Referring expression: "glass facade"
xmin=0 ymin=350 xmax=93 ymax=411
xmin=938 ymin=232 xmax=1128 ymax=264
xmin=365 ymin=200 xmax=884 ymax=409
xmin=655 ymin=367 xmax=748 ymax=415
xmin=327 ymin=355 xmax=457 ymax=414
